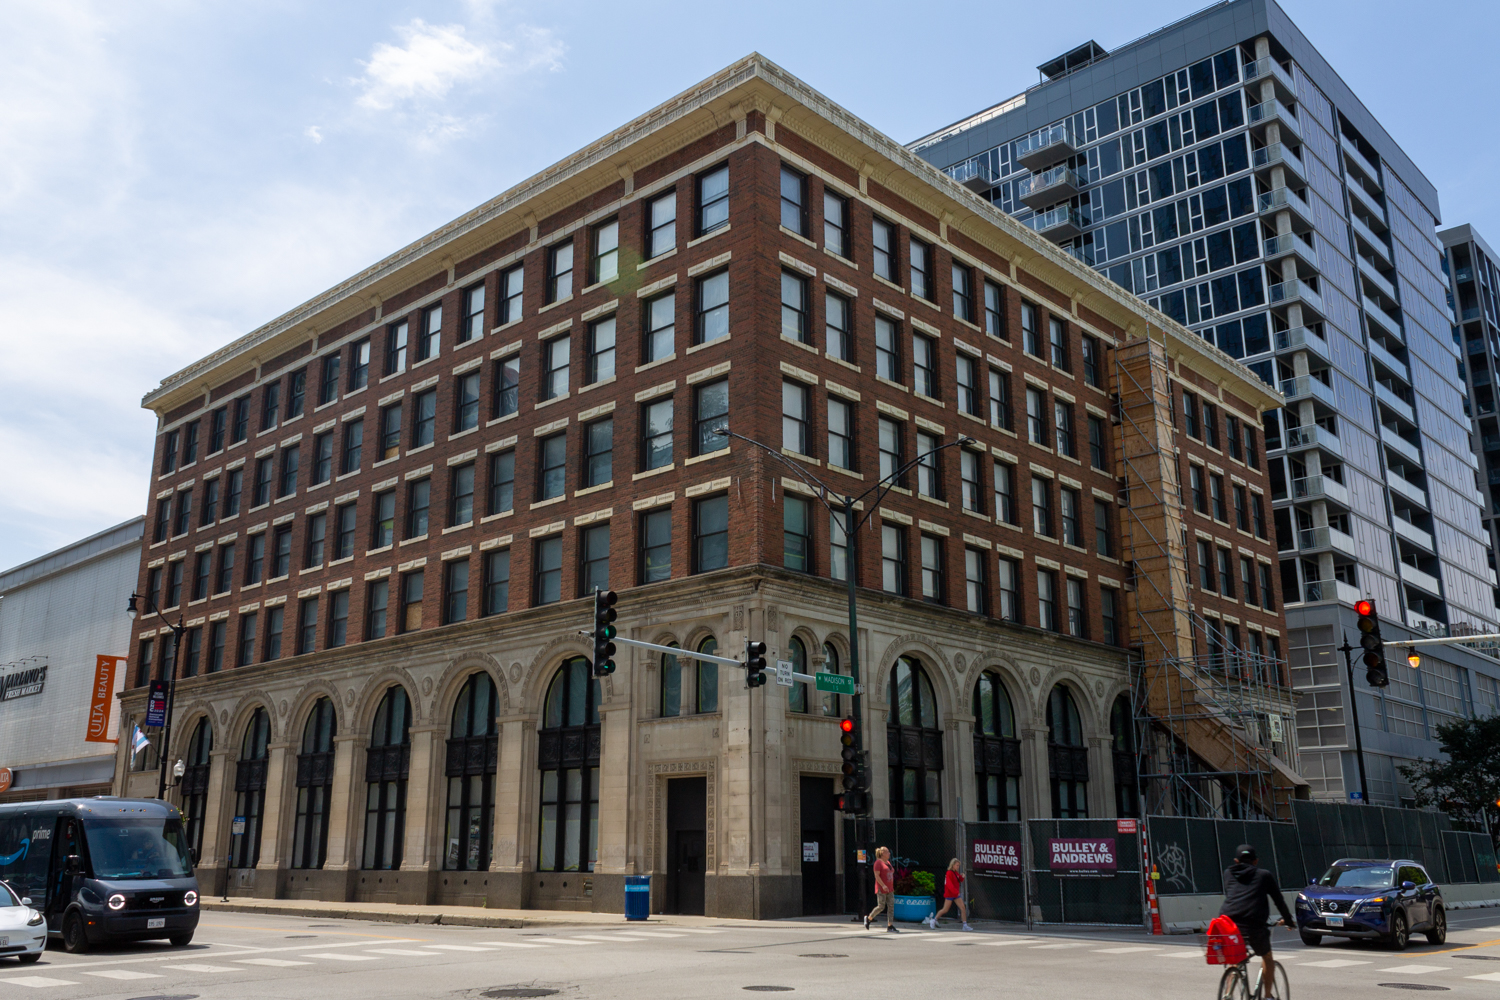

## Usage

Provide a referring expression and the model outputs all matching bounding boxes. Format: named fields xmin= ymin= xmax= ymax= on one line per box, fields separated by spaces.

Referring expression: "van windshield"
xmin=82 ymin=818 xmax=192 ymax=880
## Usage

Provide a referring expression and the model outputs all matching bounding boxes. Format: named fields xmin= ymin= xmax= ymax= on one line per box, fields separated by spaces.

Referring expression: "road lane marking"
xmin=475 ymin=942 xmax=548 ymax=949
xmin=363 ymin=949 xmax=443 ymax=956
xmin=1300 ymin=959 xmax=1370 ymax=968
xmin=1030 ymin=942 xmax=1090 ymax=949
xmin=1094 ymin=946 xmax=1160 ymax=954
xmin=306 ymin=953 xmax=380 ymax=961
xmin=1164 ymin=949 xmax=1203 ymax=958
xmin=81 ymin=970 xmax=162 ymax=980
xmin=0 ymin=977 xmax=81 ymax=988
xmin=162 ymin=964 xmax=241 ymax=972
xmin=603 ymin=931 xmax=681 ymax=939
xmin=569 ymin=934 xmax=652 ymax=942
xmin=234 ymin=958 xmax=314 ymax=967
xmin=427 ymin=944 xmax=495 ymax=952
xmin=1466 ymin=972 xmax=1500 ymax=982
xmin=1379 ymin=965 xmax=1450 ymax=974
xmin=977 ymin=938 xmax=1035 ymax=946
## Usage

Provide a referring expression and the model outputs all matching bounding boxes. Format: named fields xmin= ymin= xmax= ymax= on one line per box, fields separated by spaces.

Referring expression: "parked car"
xmin=1294 ymin=858 xmax=1445 ymax=950
xmin=0 ymin=880 xmax=47 ymax=963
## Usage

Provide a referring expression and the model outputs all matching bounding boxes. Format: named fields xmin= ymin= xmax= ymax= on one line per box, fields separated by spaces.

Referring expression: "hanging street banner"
xmin=144 ymin=680 xmax=169 ymax=728
xmin=1048 ymin=838 xmax=1118 ymax=875
xmin=972 ymin=840 xmax=1023 ymax=877
xmin=85 ymin=655 xmax=126 ymax=743
xmin=0 ymin=662 xmax=47 ymax=701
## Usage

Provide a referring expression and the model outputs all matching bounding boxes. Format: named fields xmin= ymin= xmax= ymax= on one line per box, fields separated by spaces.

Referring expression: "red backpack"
xmin=1205 ymin=914 xmax=1247 ymax=965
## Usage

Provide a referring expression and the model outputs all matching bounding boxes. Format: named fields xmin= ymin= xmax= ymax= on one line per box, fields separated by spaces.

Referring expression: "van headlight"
xmin=183 ymin=890 xmax=198 ymax=907
xmin=27 ymin=910 xmax=44 ymax=926
xmin=107 ymin=893 xmax=127 ymax=911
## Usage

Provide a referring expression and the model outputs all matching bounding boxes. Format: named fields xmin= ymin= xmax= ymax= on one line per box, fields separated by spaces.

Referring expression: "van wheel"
xmin=169 ymin=933 xmax=194 ymax=947
xmin=62 ymin=913 xmax=90 ymax=954
xmin=1425 ymin=907 xmax=1447 ymax=945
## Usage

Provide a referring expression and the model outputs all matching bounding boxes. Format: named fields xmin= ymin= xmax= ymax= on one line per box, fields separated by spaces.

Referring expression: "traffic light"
xmin=1356 ymin=599 xmax=1388 ymax=688
xmin=839 ymin=718 xmax=859 ymax=791
xmin=837 ymin=789 xmax=868 ymax=813
xmin=592 ymin=589 xmax=618 ymax=677
xmin=745 ymin=641 xmax=768 ymax=687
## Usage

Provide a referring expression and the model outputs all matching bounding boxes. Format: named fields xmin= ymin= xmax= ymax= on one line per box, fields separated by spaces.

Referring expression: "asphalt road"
xmin=1 ymin=909 xmax=1498 ymax=999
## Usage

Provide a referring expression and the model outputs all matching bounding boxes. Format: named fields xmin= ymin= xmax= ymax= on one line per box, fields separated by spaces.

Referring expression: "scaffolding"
xmin=1115 ymin=331 xmax=1305 ymax=821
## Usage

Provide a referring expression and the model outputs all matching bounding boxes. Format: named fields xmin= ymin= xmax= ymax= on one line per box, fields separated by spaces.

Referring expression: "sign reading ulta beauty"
xmin=1048 ymin=838 xmax=1117 ymax=875
xmin=0 ymin=662 xmax=47 ymax=701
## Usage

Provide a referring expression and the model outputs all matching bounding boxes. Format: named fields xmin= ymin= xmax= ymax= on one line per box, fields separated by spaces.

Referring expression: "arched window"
xmin=1110 ymin=695 xmax=1139 ymax=818
xmin=537 ymin=657 xmax=599 ymax=872
xmin=696 ymin=636 xmax=719 ymax=713
xmin=660 ymin=642 xmax=683 ymax=718
xmin=445 ymin=672 xmax=499 ymax=870
xmin=819 ymin=642 xmax=841 ymax=717
xmin=888 ymin=656 xmax=942 ymax=817
xmin=229 ymin=708 xmax=270 ymax=868
xmin=180 ymin=718 xmax=213 ymax=859
xmin=292 ymin=697 xmax=336 ymax=869
xmin=363 ymin=686 xmax=411 ymax=870
xmin=1046 ymin=685 xmax=1088 ymax=818
xmin=787 ymin=637 xmax=809 ymax=713
xmin=972 ymin=671 xmax=1021 ymax=821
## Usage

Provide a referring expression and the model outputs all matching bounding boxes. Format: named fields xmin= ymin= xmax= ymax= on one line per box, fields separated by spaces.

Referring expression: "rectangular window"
xmin=994 ymin=461 xmax=1017 ymax=524
xmin=584 ymin=417 xmax=613 ymax=487
xmin=579 ymin=524 xmax=610 ymax=595
xmin=640 ymin=509 xmax=672 ymax=582
xmin=1082 ymin=335 xmax=1101 ymax=387
xmin=181 ymin=421 xmax=199 ymax=465
xmin=878 ymin=417 xmax=904 ymax=485
xmin=875 ymin=316 xmax=900 ymax=382
xmin=780 ymin=270 xmax=809 ymax=342
xmin=648 ymin=190 xmax=676 ymax=258
xmin=215 ymin=543 xmax=235 ymax=594
xmin=1217 ymin=548 xmax=1235 ymax=597
xmin=1049 ymin=316 xmax=1068 ymax=370
xmin=483 ymin=549 xmax=510 ymax=615
xmin=779 ymin=165 xmax=806 ymax=235
xmin=305 ymin=511 xmax=327 ymax=568
xmin=965 ymin=548 xmax=986 ymax=613
xmin=1026 ymin=388 xmax=1048 ymax=446
xmin=642 ymin=399 xmax=674 ymax=470
xmin=781 ymin=380 xmax=809 ymax=455
xmin=488 ymin=450 xmax=515 ymax=515
xmin=644 ymin=293 xmax=674 ymax=362
xmin=1233 ymin=485 xmax=1249 ymax=531
xmin=881 ymin=524 xmax=907 ymax=595
xmin=278 ymin=445 xmax=299 ymax=497
xmin=1190 ymin=465 xmax=1207 ymax=513
xmin=1183 ymin=391 xmax=1200 ymax=438
xmin=952 ymin=264 xmax=974 ymax=322
xmin=1037 ymin=570 xmax=1058 ymax=631
xmin=232 ymin=396 xmax=250 ymax=443
xmin=547 ymin=240 xmax=574 ymax=303
xmin=1088 ymin=415 xmax=1107 ymax=469
xmin=592 ymin=218 xmax=619 ymax=285
xmin=586 ymin=317 xmax=616 ymax=385
xmin=385 ymin=320 xmax=408 ymax=376
xmin=909 ymin=237 xmax=932 ymax=300
xmin=915 ymin=431 xmax=940 ymax=498
xmin=1259 ymin=563 xmax=1275 ymax=611
xmin=997 ymin=558 xmax=1020 ymax=622
xmin=209 ymin=407 xmax=227 ymax=452
xmin=192 ymin=551 xmax=211 ymax=601
xmin=983 ymin=281 xmax=1005 ymax=339
xmin=989 ymin=368 xmax=1011 ymax=429
xmin=335 ymin=502 xmax=356 ymax=560
xmin=493 ymin=353 xmax=520 ymax=418
xmin=500 ymin=264 xmax=524 ymax=324
xmin=224 ymin=468 xmax=242 ymax=517
xmin=418 ymin=304 xmax=441 ymax=361
xmin=460 ymin=282 xmax=485 ymax=343
xmin=1252 ymin=493 xmax=1266 ymax=538
xmin=912 ymin=333 xmax=937 ymax=398
xmin=455 ymin=372 xmax=480 ymax=431
xmin=367 ymin=580 xmax=389 ymax=639
xmin=920 ymin=534 xmax=944 ymax=603
xmin=1244 ymin=424 xmax=1259 ymax=469
xmin=697 ymin=164 xmax=729 ymax=234
xmin=1197 ymin=539 xmax=1214 ymax=591
xmin=824 ymin=291 xmax=851 ymax=361
xmin=1021 ymin=302 xmax=1040 ymax=357
xmin=955 ymin=449 xmax=982 ymax=514
xmin=411 ymin=388 xmax=437 ymax=448
xmin=693 ymin=378 xmax=729 ymax=455
xmin=1060 ymin=487 xmax=1081 ymax=546
xmin=245 ymin=534 xmax=264 ymax=585
xmin=1210 ymin=473 xmax=1226 ymax=521
xmin=262 ymin=381 xmax=281 ymax=431
xmin=328 ymin=589 xmax=350 ymax=647
xmin=348 ymin=338 xmax=371 ymax=391
xmin=1054 ymin=401 xmax=1075 ymax=457
xmin=872 ymin=217 xmax=896 ymax=281
xmin=449 ymin=462 xmax=475 ymax=527
xmin=694 ymin=495 xmax=729 ymax=572
xmin=956 ymin=355 xmax=979 ymax=415
xmin=538 ymin=433 xmax=567 ymax=500
xmin=297 ymin=597 xmax=318 ymax=654
xmin=1095 ymin=500 xmax=1112 ymax=556
xmin=823 ymin=190 xmax=849 ymax=257
xmin=543 ymin=335 xmax=570 ymax=399
xmin=783 ymin=496 xmax=810 ymax=572
xmin=406 ymin=477 xmax=431 ymax=538
xmin=695 ymin=271 xmax=729 ymax=344
xmin=322 ymin=354 xmax=344 ymax=412
xmin=1032 ymin=476 xmax=1053 ymax=537
xmin=1203 ymin=403 xmax=1219 ymax=449
xmin=372 ymin=489 xmax=395 ymax=548
xmin=166 ymin=559 xmax=183 ymax=607
xmin=153 ymin=500 xmax=169 ymax=542
xmin=311 ymin=431 xmax=333 ymax=485
xmin=253 ymin=456 xmax=273 ymax=506
xmin=444 ymin=560 xmax=469 ymax=624
xmin=830 ymin=509 xmax=850 ymax=582
xmin=1066 ymin=577 xmax=1086 ymax=637
xmin=1240 ymin=556 xmax=1257 ymax=606
xmin=400 ymin=570 xmax=424 ymax=632
xmin=827 ymin=397 xmax=853 ymax=470
xmin=271 ymin=525 xmax=292 ymax=578
xmin=379 ymin=403 xmax=401 ymax=461
xmin=201 ymin=477 xmax=219 ymax=526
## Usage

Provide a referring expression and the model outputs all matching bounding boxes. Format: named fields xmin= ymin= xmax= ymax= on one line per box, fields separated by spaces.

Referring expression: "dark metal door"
xmin=666 ymin=777 xmax=706 ymax=915
xmin=800 ymin=776 xmax=836 ymax=914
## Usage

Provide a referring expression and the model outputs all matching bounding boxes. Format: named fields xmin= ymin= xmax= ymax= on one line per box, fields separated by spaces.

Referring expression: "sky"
xmin=2 ymin=0 xmax=1497 ymax=571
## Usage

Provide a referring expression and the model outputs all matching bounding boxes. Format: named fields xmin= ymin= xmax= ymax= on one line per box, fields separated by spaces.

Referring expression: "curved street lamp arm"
xmin=713 ymin=428 xmax=845 ymax=520
xmin=847 ymin=436 xmax=976 ymax=535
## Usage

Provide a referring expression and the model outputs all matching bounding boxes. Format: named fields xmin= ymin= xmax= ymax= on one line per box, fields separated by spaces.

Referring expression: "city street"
xmin=2 ymin=909 xmax=1499 ymax=999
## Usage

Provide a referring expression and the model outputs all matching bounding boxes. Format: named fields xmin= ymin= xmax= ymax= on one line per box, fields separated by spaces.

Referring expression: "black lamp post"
xmin=126 ymin=592 xmax=186 ymax=801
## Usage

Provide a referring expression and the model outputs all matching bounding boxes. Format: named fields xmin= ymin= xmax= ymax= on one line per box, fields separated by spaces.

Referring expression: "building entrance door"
xmin=665 ymin=776 xmax=706 ymax=915
xmin=800 ymin=775 xmax=837 ymax=915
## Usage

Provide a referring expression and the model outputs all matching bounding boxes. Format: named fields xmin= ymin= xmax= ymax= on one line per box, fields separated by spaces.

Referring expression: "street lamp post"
xmin=1337 ymin=632 xmax=1371 ymax=805
xmin=126 ymin=593 xmax=186 ymax=801
xmin=713 ymin=426 xmax=975 ymax=915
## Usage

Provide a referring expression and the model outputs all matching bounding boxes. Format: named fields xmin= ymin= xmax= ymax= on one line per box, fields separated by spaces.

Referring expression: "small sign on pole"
xmin=231 ymin=816 xmax=247 ymax=836
xmin=1116 ymin=818 xmax=1138 ymax=835
xmin=775 ymin=660 xmax=794 ymax=687
xmin=814 ymin=672 xmax=855 ymax=695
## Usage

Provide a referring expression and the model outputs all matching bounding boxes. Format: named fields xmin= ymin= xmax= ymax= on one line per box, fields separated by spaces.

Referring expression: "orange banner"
xmin=85 ymin=655 xmax=125 ymax=743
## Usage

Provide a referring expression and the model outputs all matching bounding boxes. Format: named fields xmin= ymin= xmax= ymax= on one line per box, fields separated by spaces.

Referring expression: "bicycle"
xmin=1216 ymin=956 xmax=1288 ymax=1000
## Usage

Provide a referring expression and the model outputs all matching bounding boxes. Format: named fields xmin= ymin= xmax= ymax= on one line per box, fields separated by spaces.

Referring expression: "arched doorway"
xmin=888 ymin=656 xmax=943 ymax=817
xmin=229 ymin=708 xmax=270 ymax=869
xmin=537 ymin=657 xmax=599 ymax=874
xmin=445 ymin=672 xmax=499 ymax=871
xmin=363 ymin=686 xmax=411 ymax=870
xmin=180 ymin=718 xmax=213 ymax=860
xmin=1047 ymin=685 xmax=1088 ymax=818
xmin=973 ymin=671 xmax=1021 ymax=821
xmin=292 ymin=697 xmax=336 ymax=869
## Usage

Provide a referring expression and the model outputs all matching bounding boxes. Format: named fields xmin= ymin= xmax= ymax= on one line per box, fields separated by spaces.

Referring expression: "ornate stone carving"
xmin=345 ymin=688 xmax=356 ymax=706
xmin=220 ymin=709 xmax=229 ymax=724
xmin=422 ymin=676 xmax=434 ymax=695
xmin=954 ymin=653 xmax=966 ymax=674
xmin=647 ymin=760 xmax=717 ymax=876
xmin=1095 ymin=680 xmax=1105 ymax=697
xmin=279 ymin=699 xmax=288 ymax=717
xmin=1029 ymin=667 xmax=1041 ymax=687
xmin=509 ymin=663 xmax=522 ymax=684
xmin=733 ymin=605 xmax=745 ymax=631
xmin=766 ymin=607 xmax=778 ymax=633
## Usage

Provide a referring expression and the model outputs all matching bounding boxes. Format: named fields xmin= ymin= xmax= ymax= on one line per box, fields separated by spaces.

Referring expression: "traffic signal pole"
xmin=1337 ymin=633 xmax=1371 ymax=805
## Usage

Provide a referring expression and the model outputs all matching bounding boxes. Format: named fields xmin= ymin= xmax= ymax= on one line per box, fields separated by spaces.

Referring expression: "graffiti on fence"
xmin=1156 ymin=840 xmax=1194 ymax=893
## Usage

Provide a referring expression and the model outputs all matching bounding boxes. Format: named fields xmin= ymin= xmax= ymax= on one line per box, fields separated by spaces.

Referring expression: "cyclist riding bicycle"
xmin=1220 ymin=844 xmax=1294 ymax=999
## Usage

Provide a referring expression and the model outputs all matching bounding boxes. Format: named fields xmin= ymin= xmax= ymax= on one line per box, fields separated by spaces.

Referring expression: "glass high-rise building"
xmin=912 ymin=0 xmax=1500 ymax=805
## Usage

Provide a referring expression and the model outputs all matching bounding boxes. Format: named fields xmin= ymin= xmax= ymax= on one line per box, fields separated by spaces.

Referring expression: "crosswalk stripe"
xmin=305 ymin=953 xmax=380 ymax=961
xmin=234 ymin=958 xmax=314 ymax=967
xmin=1379 ymin=965 xmax=1449 ymax=974
xmin=1030 ymin=942 xmax=1089 ymax=949
xmin=1163 ymin=949 xmax=1203 ymax=958
xmin=1094 ymin=946 xmax=1160 ymax=954
xmin=609 ymin=931 xmax=682 ymax=939
xmin=81 ymin=970 xmax=162 ymax=980
xmin=978 ymin=938 xmax=1036 ymax=946
xmin=1300 ymin=959 xmax=1370 ymax=968
xmin=667 ymin=928 xmax=721 ymax=934
xmin=517 ymin=937 xmax=591 ymax=946
xmin=1465 ymin=972 xmax=1500 ymax=982
xmin=427 ymin=944 xmax=495 ymax=952
xmin=475 ymin=942 xmax=548 ymax=949
xmin=0 ymin=977 xmax=80 ymax=988
xmin=163 ymin=964 xmax=241 ymax=972
xmin=363 ymin=948 xmax=443 ymax=957
xmin=569 ymin=934 xmax=650 ymax=942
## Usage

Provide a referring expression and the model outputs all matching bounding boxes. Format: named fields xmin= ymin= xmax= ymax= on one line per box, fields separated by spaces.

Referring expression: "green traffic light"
xmin=602 ymin=624 xmax=617 ymax=640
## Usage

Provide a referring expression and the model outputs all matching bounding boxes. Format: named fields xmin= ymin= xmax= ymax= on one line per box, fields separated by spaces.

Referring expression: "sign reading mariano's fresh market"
xmin=0 ymin=663 xmax=47 ymax=701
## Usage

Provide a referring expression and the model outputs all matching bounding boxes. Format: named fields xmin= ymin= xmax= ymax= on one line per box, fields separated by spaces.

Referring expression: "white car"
xmin=0 ymin=880 xmax=46 ymax=963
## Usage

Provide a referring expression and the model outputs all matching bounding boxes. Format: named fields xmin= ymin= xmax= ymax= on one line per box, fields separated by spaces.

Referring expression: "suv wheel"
xmin=62 ymin=912 xmax=90 ymax=954
xmin=1425 ymin=907 xmax=1447 ymax=946
xmin=1388 ymin=910 xmax=1409 ymax=951
xmin=1299 ymin=929 xmax=1322 ymax=947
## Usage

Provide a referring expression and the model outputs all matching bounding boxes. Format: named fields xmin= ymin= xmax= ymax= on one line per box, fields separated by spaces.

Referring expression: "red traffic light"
xmin=1355 ymin=600 xmax=1374 ymax=616
xmin=840 ymin=718 xmax=855 ymax=733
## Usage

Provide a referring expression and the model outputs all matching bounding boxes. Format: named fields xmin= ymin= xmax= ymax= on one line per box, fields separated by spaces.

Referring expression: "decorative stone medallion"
xmin=1029 ymin=667 xmax=1041 ymax=687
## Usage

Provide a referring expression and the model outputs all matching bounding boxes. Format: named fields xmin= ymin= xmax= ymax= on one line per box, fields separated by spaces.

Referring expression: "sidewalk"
xmin=201 ymin=897 xmax=767 ymax=929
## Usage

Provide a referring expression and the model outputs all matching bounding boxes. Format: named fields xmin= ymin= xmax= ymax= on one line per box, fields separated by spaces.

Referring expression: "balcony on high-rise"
xmin=1368 ymin=338 xmax=1410 ymax=384
xmin=1363 ymin=296 xmax=1403 ymax=339
xmin=1386 ymin=468 xmax=1430 ymax=508
xmin=1283 ymin=424 xmax=1342 ymax=458
xmin=1358 ymin=256 xmax=1398 ymax=302
xmin=1264 ymin=233 xmax=1318 ymax=273
xmin=1019 ymin=164 xmax=1086 ymax=209
xmin=1242 ymin=56 xmax=1298 ymax=104
xmin=1297 ymin=525 xmax=1358 ymax=559
xmin=1258 ymin=186 xmax=1314 ymax=232
xmin=1400 ymin=561 xmax=1444 ymax=597
xmin=1347 ymin=179 xmax=1387 ymax=225
xmin=1027 ymin=204 xmax=1085 ymax=241
xmin=1248 ymin=99 xmax=1302 ymax=143
xmin=1015 ymin=123 xmax=1080 ymax=171
xmin=1375 ymin=381 xmax=1416 ymax=423
xmin=946 ymin=158 xmax=997 ymax=194
xmin=1380 ymin=424 xmax=1422 ymax=464
xmin=1279 ymin=374 xmax=1336 ymax=409
xmin=1293 ymin=474 xmax=1350 ymax=509
xmin=1351 ymin=213 xmax=1392 ymax=265
xmin=1273 ymin=326 xmax=1330 ymax=365
xmin=1340 ymin=133 xmax=1382 ymax=190
xmin=1252 ymin=143 xmax=1307 ymax=185
xmin=1269 ymin=277 xmax=1324 ymax=321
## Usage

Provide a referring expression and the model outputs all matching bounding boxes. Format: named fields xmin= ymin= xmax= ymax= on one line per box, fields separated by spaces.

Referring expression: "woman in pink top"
xmin=926 ymin=858 xmax=972 ymax=930
xmin=865 ymin=846 xmax=899 ymax=932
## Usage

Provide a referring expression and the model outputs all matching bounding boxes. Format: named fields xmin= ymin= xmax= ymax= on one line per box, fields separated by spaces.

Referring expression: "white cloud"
xmin=304 ymin=125 xmax=323 ymax=143
xmin=354 ymin=20 xmax=496 ymax=111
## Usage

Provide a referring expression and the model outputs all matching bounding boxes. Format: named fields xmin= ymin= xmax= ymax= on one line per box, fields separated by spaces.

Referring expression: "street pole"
xmin=842 ymin=497 xmax=870 ymax=922
xmin=1338 ymin=633 xmax=1370 ymax=805
xmin=155 ymin=615 xmax=185 ymax=802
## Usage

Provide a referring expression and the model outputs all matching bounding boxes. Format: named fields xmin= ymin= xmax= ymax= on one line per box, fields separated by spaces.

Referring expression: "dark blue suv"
xmin=1295 ymin=858 xmax=1445 ymax=950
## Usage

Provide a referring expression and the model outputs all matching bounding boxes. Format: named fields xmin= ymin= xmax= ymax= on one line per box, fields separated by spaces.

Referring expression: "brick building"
xmin=115 ymin=54 xmax=1289 ymax=917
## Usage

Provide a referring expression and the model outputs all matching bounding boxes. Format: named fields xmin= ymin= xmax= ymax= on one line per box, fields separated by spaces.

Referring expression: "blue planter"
xmin=893 ymin=895 xmax=936 ymax=923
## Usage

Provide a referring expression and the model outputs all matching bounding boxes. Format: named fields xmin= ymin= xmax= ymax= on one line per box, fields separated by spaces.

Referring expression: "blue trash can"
xmin=624 ymin=875 xmax=651 ymax=921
